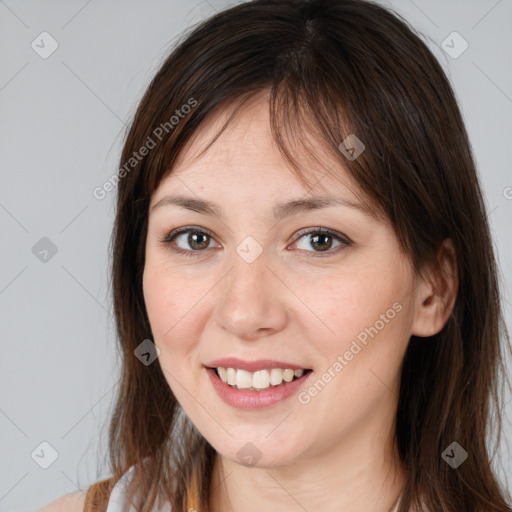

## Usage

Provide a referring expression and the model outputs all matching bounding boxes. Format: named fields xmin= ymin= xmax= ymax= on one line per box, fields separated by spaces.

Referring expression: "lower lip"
xmin=206 ymin=367 xmax=312 ymax=409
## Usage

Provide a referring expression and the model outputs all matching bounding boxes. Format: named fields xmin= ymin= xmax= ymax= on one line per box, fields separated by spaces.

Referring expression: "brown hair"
xmin=84 ymin=0 xmax=511 ymax=510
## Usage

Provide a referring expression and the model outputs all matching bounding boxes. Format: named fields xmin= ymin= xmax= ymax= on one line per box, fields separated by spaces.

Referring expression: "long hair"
xmin=84 ymin=0 xmax=511 ymax=510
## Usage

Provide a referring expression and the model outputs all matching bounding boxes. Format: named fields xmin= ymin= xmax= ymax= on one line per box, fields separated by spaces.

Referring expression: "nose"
xmin=214 ymin=245 xmax=289 ymax=341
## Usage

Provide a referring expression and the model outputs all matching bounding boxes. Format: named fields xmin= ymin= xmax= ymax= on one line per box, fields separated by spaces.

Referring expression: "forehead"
xmin=157 ymin=92 xmax=364 ymax=204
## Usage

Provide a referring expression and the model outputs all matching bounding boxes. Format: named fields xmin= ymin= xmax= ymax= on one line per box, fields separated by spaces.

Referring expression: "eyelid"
xmin=291 ymin=226 xmax=352 ymax=246
xmin=160 ymin=225 xmax=352 ymax=257
xmin=160 ymin=226 xmax=220 ymax=257
xmin=289 ymin=227 xmax=352 ymax=257
xmin=161 ymin=225 xmax=216 ymax=243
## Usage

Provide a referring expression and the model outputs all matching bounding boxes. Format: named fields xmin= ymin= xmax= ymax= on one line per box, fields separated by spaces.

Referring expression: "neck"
xmin=208 ymin=413 xmax=407 ymax=512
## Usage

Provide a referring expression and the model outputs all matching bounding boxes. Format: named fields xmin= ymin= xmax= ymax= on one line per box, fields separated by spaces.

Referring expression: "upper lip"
xmin=205 ymin=358 xmax=311 ymax=372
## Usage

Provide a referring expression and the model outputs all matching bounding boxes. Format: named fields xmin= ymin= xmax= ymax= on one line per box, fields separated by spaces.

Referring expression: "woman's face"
xmin=143 ymin=93 xmax=423 ymax=468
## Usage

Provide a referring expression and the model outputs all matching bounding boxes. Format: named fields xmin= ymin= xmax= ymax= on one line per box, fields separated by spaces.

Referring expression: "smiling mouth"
xmin=212 ymin=367 xmax=313 ymax=391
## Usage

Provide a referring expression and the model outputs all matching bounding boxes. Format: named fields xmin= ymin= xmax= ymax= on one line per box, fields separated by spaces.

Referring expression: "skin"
xmin=39 ymin=491 xmax=85 ymax=511
xmin=143 ymin=90 xmax=458 ymax=512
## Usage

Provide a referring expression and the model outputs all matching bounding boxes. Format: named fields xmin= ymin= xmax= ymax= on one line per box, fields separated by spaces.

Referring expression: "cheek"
xmin=142 ymin=266 xmax=202 ymax=402
xmin=295 ymin=277 xmax=410 ymax=435
xmin=142 ymin=267 xmax=174 ymax=337
xmin=293 ymin=266 xmax=414 ymax=402
xmin=143 ymin=261 xmax=199 ymax=336
xmin=296 ymin=267 xmax=408 ymax=349
xmin=142 ymin=262 xmax=214 ymax=370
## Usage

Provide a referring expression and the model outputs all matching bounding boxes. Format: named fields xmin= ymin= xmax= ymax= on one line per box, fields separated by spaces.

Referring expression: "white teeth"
xmin=217 ymin=367 xmax=227 ymax=382
xmin=252 ymin=370 xmax=270 ymax=389
xmin=270 ymin=368 xmax=283 ymax=386
xmin=283 ymin=369 xmax=295 ymax=382
xmin=236 ymin=369 xmax=253 ymax=389
xmin=226 ymin=367 xmax=237 ymax=386
xmin=215 ymin=367 xmax=308 ymax=390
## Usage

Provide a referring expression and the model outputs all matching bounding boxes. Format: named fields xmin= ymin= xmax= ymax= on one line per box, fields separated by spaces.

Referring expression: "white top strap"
xmin=105 ymin=465 xmax=172 ymax=512
xmin=105 ymin=466 xmax=136 ymax=512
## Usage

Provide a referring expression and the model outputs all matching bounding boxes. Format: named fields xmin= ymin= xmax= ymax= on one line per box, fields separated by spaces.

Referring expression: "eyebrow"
xmin=150 ymin=194 xmax=370 ymax=220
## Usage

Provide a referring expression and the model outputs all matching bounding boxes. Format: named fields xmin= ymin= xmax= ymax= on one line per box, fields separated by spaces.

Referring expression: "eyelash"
xmin=159 ymin=226 xmax=352 ymax=258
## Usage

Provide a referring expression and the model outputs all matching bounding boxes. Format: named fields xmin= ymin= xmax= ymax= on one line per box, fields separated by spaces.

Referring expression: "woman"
xmin=42 ymin=0 xmax=511 ymax=510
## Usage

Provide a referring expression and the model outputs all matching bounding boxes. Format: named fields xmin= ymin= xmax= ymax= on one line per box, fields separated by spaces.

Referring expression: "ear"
xmin=411 ymin=238 xmax=459 ymax=337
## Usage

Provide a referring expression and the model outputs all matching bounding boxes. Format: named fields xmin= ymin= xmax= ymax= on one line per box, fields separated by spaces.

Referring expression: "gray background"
xmin=0 ymin=0 xmax=511 ymax=510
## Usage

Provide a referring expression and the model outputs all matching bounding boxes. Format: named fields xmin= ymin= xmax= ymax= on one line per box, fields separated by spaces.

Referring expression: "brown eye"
xmin=185 ymin=230 xmax=210 ymax=250
xmin=309 ymin=233 xmax=334 ymax=251
xmin=161 ymin=227 xmax=218 ymax=257
xmin=291 ymin=228 xmax=351 ymax=257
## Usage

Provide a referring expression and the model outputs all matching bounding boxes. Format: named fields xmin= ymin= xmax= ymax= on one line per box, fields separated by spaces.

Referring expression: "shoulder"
xmin=39 ymin=491 xmax=85 ymax=512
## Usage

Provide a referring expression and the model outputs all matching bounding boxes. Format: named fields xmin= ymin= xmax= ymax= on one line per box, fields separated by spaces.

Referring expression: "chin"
xmin=213 ymin=437 xmax=302 ymax=469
